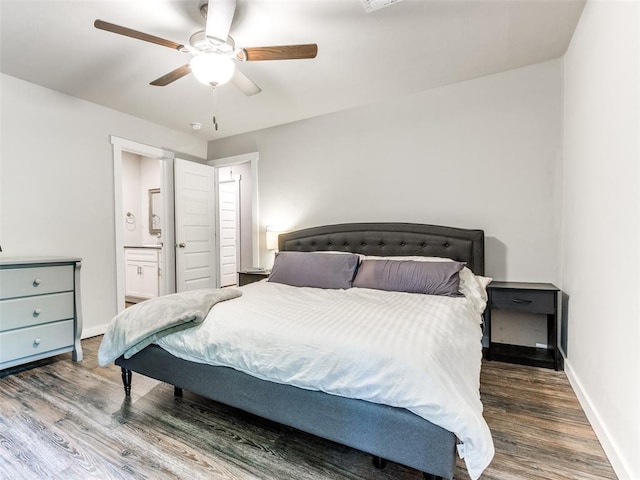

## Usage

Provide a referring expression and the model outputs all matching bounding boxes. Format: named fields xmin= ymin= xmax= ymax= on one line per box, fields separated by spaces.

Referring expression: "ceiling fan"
xmin=94 ymin=0 xmax=318 ymax=96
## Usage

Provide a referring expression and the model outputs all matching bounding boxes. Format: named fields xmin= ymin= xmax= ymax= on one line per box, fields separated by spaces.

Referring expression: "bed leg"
xmin=422 ymin=473 xmax=442 ymax=480
xmin=121 ymin=368 xmax=132 ymax=396
xmin=372 ymin=456 xmax=387 ymax=469
xmin=174 ymin=386 xmax=183 ymax=397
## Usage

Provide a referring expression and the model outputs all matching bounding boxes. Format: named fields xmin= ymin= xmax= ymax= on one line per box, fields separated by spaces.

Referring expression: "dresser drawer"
xmin=0 ymin=265 xmax=74 ymax=299
xmin=0 ymin=319 xmax=74 ymax=365
xmin=491 ymin=289 xmax=555 ymax=314
xmin=0 ymin=292 xmax=74 ymax=331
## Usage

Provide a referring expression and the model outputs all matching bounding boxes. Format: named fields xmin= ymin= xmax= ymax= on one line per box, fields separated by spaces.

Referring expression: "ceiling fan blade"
xmin=94 ymin=19 xmax=185 ymax=51
xmin=150 ymin=65 xmax=191 ymax=86
xmin=205 ymin=0 xmax=237 ymax=46
xmin=236 ymin=44 xmax=318 ymax=62
xmin=231 ymin=69 xmax=261 ymax=96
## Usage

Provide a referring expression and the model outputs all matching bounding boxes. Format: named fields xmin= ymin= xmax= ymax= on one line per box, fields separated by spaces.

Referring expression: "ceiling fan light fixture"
xmin=190 ymin=53 xmax=235 ymax=86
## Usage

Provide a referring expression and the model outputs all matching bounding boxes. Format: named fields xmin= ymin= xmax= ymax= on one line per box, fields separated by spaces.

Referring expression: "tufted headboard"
xmin=278 ymin=222 xmax=485 ymax=275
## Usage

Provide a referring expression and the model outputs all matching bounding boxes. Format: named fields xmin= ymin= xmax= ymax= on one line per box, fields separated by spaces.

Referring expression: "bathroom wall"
xmin=122 ymin=152 xmax=162 ymax=246
xmin=140 ymin=156 xmax=162 ymax=245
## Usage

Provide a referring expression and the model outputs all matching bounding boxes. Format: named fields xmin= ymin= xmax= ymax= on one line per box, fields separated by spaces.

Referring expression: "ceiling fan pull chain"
xmin=212 ymin=88 xmax=219 ymax=131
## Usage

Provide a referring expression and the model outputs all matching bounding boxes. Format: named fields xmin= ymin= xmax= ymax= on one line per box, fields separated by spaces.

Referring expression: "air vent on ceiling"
xmin=360 ymin=0 xmax=404 ymax=13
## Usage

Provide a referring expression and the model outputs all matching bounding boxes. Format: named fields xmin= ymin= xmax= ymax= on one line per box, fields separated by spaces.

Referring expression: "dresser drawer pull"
xmin=33 ymin=308 xmax=42 ymax=316
xmin=33 ymin=338 xmax=42 ymax=346
xmin=33 ymin=278 xmax=42 ymax=287
xmin=511 ymin=298 xmax=532 ymax=305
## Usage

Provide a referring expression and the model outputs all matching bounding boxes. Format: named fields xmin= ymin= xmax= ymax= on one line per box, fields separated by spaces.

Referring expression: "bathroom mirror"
xmin=148 ymin=188 xmax=161 ymax=235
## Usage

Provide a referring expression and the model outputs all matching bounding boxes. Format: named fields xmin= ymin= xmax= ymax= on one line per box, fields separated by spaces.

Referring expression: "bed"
xmin=106 ymin=222 xmax=493 ymax=480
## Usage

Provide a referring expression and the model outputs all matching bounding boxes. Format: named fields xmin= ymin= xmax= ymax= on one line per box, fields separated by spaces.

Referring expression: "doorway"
xmin=208 ymin=152 xmax=260 ymax=275
xmin=218 ymin=170 xmax=240 ymax=287
xmin=111 ymin=136 xmax=175 ymax=313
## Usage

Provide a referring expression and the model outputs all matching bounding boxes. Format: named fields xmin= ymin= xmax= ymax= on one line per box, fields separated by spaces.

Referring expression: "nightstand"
xmin=238 ymin=270 xmax=269 ymax=287
xmin=486 ymin=281 xmax=562 ymax=371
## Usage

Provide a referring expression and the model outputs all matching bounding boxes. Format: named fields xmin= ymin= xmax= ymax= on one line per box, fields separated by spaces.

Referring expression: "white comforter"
xmin=157 ymin=273 xmax=494 ymax=479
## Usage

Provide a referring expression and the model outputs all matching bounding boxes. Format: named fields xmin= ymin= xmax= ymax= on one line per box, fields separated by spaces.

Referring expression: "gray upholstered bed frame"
xmin=115 ymin=222 xmax=485 ymax=480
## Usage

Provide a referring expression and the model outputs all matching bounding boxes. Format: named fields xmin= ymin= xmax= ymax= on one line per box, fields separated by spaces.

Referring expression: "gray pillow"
xmin=268 ymin=251 xmax=360 ymax=289
xmin=353 ymin=259 xmax=465 ymax=296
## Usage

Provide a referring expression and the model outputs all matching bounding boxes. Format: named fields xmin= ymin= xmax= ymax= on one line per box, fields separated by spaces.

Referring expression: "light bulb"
xmin=190 ymin=53 xmax=235 ymax=86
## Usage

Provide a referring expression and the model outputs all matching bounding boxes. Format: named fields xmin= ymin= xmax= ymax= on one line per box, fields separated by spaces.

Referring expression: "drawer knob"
xmin=512 ymin=298 xmax=532 ymax=305
xmin=33 ymin=278 xmax=42 ymax=286
xmin=33 ymin=338 xmax=42 ymax=346
xmin=33 ymin=308 xmax=42 ymax=316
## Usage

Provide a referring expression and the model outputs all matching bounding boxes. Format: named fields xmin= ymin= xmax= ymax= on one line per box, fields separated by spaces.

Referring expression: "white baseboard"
xmin=81 ymin=324 xmax=107 ymax=339
xmin=564 ymin=360 xmax=634 ymax=480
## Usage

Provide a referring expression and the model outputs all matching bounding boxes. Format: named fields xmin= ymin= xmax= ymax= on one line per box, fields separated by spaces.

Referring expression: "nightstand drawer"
xmin=491 ymin=289 xmax=555 ymax=314
xmin=0 ymin=265 xmax=74 ymax=299
xmin=0 ymin=292 xmax=75 ymax=331
xmin=0 ymin=319 xmax=74 ymax=365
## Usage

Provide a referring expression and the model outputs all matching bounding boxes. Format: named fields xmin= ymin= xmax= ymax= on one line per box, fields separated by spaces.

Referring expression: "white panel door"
xmin=219 ymin=177 xmax=240 ymax=287
xmin=174 ymin=159 xmax=217 ymax=292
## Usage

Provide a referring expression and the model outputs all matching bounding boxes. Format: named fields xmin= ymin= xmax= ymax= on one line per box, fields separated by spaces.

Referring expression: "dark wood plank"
xmin=0 ymin=337 xmax=617 ymax=479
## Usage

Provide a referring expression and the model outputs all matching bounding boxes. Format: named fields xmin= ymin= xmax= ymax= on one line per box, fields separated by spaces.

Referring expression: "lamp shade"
xmin=266 ymin=226 xmax=279 ymax=250
xmin=190 ymin=53 xmax=235 ymax=86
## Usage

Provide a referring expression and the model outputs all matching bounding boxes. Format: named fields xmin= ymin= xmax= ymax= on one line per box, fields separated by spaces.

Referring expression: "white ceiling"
xmin=0 ymin=0 xmax=585 ymax=141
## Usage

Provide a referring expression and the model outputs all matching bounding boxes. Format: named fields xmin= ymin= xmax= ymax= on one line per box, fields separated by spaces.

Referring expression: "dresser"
xmin=0 ymin=257 xmax=83 ymax=370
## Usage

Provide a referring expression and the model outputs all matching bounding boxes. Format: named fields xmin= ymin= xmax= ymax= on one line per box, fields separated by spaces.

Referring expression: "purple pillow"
xmin=353 ymin=259 xmax=464 ymax=296
xmin=268 ymin=251 xmax=359 ymax=289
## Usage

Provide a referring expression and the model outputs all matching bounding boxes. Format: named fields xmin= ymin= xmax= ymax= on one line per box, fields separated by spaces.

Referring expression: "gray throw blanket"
xmin=98 ymin=288 xmax=242 ymax=366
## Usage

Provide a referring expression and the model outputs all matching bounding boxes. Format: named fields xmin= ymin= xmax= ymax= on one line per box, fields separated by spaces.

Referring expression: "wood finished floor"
xmin=0 ymin=337 xmax=616 ymax=480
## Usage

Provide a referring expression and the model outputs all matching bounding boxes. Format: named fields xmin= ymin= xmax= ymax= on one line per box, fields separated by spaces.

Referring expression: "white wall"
xmin=0 ymin=73 xmax=207 ymax=337
xmin=561 ymin=2 xmax=639 ymax=478
xmin=209 ymin=60 xmax=563 ymax=280
xmin=122 ymin=152 xmax=142 ymax=246
xmin=121 ymin=153 xmax=163 ymax=246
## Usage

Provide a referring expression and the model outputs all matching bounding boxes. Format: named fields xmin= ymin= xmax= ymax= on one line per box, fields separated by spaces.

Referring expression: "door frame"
xmin=208 ymin=152 xmax=260 ymax=268
xmin=111 ymin=136 xmax=176 ymax=313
